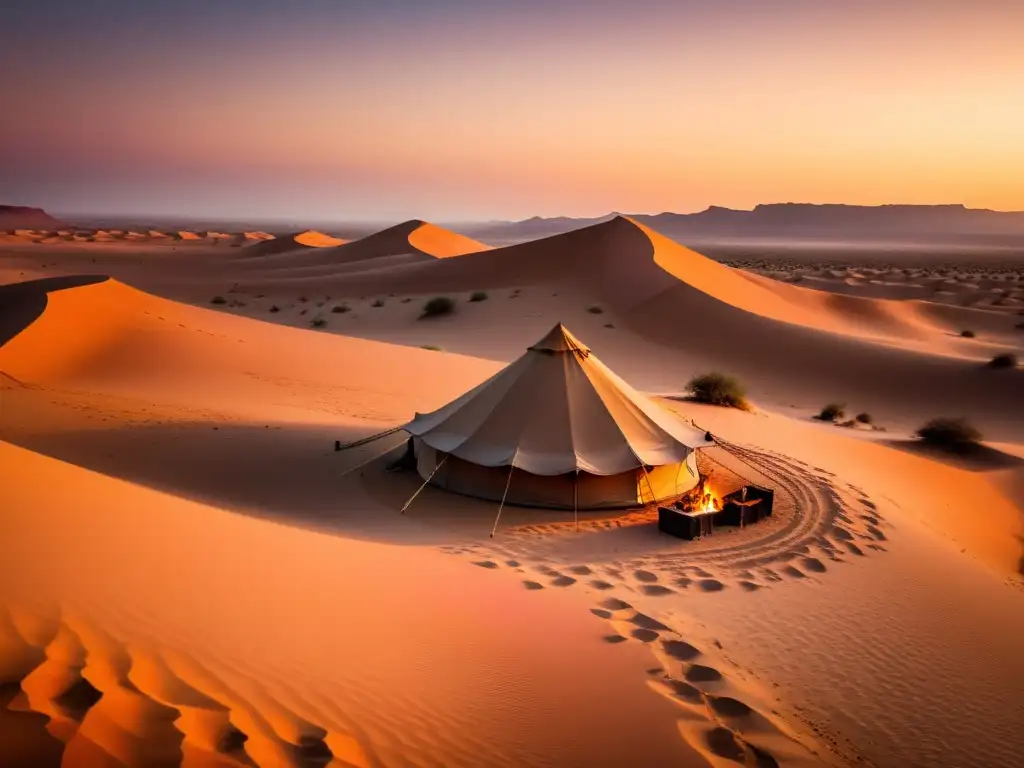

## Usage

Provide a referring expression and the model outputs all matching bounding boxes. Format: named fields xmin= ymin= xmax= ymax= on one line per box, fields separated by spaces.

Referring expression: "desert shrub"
xmin=269 ymin=305 xmax=280 ymax=313
xmin=310 ymin=317 xmax=326 ymax=328
xmin=988 ymin=353 xmax=1018 ymax=369
xmin=421 ymin=296 xmax=455 ymax=318
xmin=469 ymin=291 xmax=488 ymax=302
xmin=817 ymin=403 xmax=846 ymax=422
xmin=587 ymin=305 xmax=604 ymax=314
xmin=331 ymin=304 xmax=350 ymax=313
xmin=421 ymin=344 xmax=442 ymax=351
xmin=960 ymin=330 xmax=975 ymax=338
xmin=371 ymin=298 xmax=385 ymax=307
xmin=915 ymin=417 xmax=982 ymax=451
xmin=686 ymin=372 xmax=748 ymax=409
xmin=855 ymin=412 xmax=872 ymax=424
xmin=210 ymin=295 xmax=227 ymax=305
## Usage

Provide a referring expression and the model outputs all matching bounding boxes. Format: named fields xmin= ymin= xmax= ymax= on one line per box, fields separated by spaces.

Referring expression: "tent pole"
xmin=573 ymin=470 xmax=579 ymax=533
xmin=490 ymin=448 xmax=519 ymax=538
xmin=400 ymin=453 xmax=449 ymax=514
xmin=639 ymin=463 xmax=656 ymax=506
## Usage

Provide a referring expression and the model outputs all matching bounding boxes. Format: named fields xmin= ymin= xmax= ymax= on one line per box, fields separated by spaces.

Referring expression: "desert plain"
xmin=1 ymin=217 xmax=1022 ymax=768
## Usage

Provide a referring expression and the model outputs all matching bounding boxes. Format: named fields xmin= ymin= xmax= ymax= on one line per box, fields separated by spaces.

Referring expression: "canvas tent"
xmin=402 ymin=323 xmax=709 ymax=510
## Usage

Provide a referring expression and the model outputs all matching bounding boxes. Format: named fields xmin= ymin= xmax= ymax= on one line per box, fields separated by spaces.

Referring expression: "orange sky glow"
xmin=2 ymin=1 xmax=1022 ymax=221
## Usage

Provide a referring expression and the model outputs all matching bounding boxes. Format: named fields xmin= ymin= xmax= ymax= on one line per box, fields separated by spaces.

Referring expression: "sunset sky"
xmin=3 ymin=0 xmax=1023 ymax=222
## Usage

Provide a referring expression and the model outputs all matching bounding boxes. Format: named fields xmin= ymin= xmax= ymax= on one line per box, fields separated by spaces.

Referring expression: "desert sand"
xmin=1 ymin=217 xmax=1022 ymax=767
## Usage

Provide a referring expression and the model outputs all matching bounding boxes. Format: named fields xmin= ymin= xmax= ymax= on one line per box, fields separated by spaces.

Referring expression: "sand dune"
xmin=2 ymin=217 xmax=1023 ymax=767
xmin=201 ymin=216 xmax=1022 ymax=440
xmin=241 ymin=229 xmax=345 ymax=257
xmin=0 ymin=276 xmax=841 ymax=767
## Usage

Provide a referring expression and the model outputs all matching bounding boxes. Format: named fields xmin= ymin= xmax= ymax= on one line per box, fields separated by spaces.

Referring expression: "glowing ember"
xmin=698 ymin=488 xmax=721 ymax=514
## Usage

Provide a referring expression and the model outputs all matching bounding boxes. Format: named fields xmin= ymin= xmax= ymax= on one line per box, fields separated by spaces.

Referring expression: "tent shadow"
xmin=0 ymin=420 xmax=448 ymax=544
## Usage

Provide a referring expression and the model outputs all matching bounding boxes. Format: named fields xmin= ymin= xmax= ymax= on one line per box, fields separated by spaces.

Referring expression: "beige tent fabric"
xmin=403 ymin=323 xmax=709 ymax=476
xmin=414 ymin=439 xmax=700 ymax=509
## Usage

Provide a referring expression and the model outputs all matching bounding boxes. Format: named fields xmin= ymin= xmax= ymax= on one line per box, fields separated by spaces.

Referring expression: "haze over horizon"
xmin=3 ymin=0 xmax=1023 ymax=223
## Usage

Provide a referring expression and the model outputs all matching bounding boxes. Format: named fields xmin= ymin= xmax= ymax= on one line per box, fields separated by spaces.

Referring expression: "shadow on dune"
xmin=0 ymin=275 xmax=109 ymax=349
xmin=881 ymin=439 xmax=1024 ymax=472
xmin=0 ymin=420 xmax=444 ymax=543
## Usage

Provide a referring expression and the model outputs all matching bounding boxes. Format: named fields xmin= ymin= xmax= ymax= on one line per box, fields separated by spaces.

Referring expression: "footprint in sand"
xmin=844 ymin=542 xmax=865 ymax=556
xmin=603 ymin=635 xmax=627 ymax=644
xmin=704 ymin=726 xmax=747 ymax=762
xmin=674 ymin=577 xmax=692 ymax=589
xmin=568 ymin=565 xmax=592 ymax=575
xmin=641 ymin=585 xmax=674 ymax=597
xmin=550 ymin=575 xmax=577 ymax=588
xmin=631 ymin=629 xmax=660 ymax=643
xmin=685 ymin=664 xmax=723 ymax=684
xmin=707 ymin=695 xmax=753 ymax=719
xmin=661 ymin=639 xmax=701 ymax=662
xmin=589 ymin=580 xmax=614 ymax=591
xmin=738 ymin=580 xmax=762 ymax=592
xmin=831 ymin=527 xmax=854 ymax=541
xmin=600 ymin=598 xmax=633 ymax=612
xmin=590 ymin=609 xmax=612 ymax=619
xmin=801 ymin=557 xmax=826 ymax=573
xmin=505 ymin=560 xmax=520 ymax=567
xmin=522 ymin=581 xmax=544 ymax=590
xmin=782 ymin=565 xmax=806 ymax=579
xmin=667 ymin=678 xmax=703 ymax=703
xmin=629 ymin=613 xmax=670 ymax=632
xmin=633 ymin=570 xmax=659 ymax=583
xmin=867 ymin=525 xmax=887 ymax=541
xmin=472 ymin=561 xmax=499 ymax=569
xmin=697 ymin=579 xmax=725 ymax=592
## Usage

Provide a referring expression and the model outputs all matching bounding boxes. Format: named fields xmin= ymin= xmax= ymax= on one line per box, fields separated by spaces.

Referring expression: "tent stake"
xmin=400 ymin=453 xmax=448 ymax=514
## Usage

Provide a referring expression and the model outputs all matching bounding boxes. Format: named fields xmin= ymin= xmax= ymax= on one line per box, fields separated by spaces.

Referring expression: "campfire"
xmin=677 ymin=476 xmax=721 ymax=515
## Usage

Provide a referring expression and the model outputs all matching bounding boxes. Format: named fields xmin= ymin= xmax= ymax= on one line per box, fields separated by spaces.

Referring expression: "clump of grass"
xmin=469 ymin=291 xmax=488 ymax=302
xmin=421 ymin=296 xmax=455 ymax=318
xmin=817 ymin=402 xmax=846 ymax=422
xmin=371 ymin=298 xmax=385 ymax=308
xmin=269 ymin=305 xmax=280 ymax=313
xmin=988 ymin=353 xmax=1018 ymax=369
xmin=210 ymin=295 xmax=227 ymax=305
xmin=331 ymin=304 xmax=350 ymax=313
xmin=421 ymin=344 xmax=443 ymax=351
xmin=310 ymin=317 xmax=326 ymax=328
xmin=960 ymin=330 xmax=975 ymax=338
xmin=686 ymin=372 xmax=749 ymax=410
xmin=855 ymin=412 xmax=872 ymax=424
xmin=587 ymin=305 xmax=604 ymax=314
xmin=915 ymin=417 xmax=982 ymax=451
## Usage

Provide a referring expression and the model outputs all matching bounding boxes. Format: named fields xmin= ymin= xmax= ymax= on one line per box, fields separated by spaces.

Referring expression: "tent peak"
xmin=528 ymin=322 xmax=590 ymax=355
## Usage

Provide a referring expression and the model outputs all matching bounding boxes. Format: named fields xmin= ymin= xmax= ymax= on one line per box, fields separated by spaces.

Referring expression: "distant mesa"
xmin=469 ymin=203 xmax=1024 ymax=243
xmin=0 ymin=205 xmax=69 ymax=231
